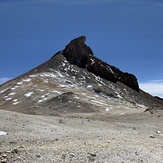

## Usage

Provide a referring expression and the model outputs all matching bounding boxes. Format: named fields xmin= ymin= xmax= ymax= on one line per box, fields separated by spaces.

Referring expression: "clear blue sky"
xmin=0 ymin=0 xmax=163 ymax=97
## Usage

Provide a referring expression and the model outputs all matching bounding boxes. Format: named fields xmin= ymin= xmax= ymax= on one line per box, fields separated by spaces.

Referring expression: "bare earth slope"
xmin=0 ymin=110 xmax=163 ymax=163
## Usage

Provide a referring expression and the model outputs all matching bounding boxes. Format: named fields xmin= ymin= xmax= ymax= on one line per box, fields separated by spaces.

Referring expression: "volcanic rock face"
xmin=63 ymin=36 xmax=93 ymax=68
xmin=63 ymin=36 xmax=139 ymax=92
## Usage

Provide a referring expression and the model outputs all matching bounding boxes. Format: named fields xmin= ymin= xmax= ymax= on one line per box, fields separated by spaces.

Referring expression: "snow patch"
xmin=11 ymin=85 xmax=19 ymax=90
xmin=13 ymin=101 xmax=20 ymax=105
xmin=56 ymin=71 xmax=64 ymax=78
xmin=105 ymin=108 xmax=110 ymax=112
xmin=94 ymin=95 xmax=99 ymax=97
xmin=0 ymin=87 xmax=10 ymax=94
xmin=90 ymin=58 xmax=95 ymax=65
xmin=37 ymin=89 xmax=44 ymax=92
xmin=13 ymin=99 xmax=18 ymax=102
xmin=74 ymin=96 xmax=79 ymax=99
xmin=3 ymin=96 xmax=8 ymax=99
xmin=8 ymin=92 xmax=16 ymax=96
xmin=23 ymin=78 xmax=31 ymax=82
xmin=0 ymin=131 xmax=8 ymax=136
xmin=52 ymin=90 xmax=63 ymax=94
xmin=38 ymin=98 xmax=47 ymax=103
xmin=62 ymin=62 xmax=66 ymax=66
xmin=92 ymin=74 xmax=106 ymax=86
xmin=43 ymin=74 xmax=50 ymax=77
xmin=81 ymin=76 xmax=86 ymax=80
xmin=108 ymin=67 xmax=114 ymax=74
xmin=137 ymin=104 xmax=147 ymax=108
xmin=87 ymin=85 xmax=92 ymax=88
xmin=38 ymin=93 xmax=49 ymax=103
xmin=17 ymin=81 xmax=23 ymax=85
xmin=90 ymin=100 xmax=108 ymax=106
xmin=59 ymin=84 xmax=69 ymax=88
xmin=117 ymin=94 xmax=122 ymax=98
xmin=105 ymin=107 xmax=113 ymax=112
xmin=29 ymin=75 xmax=37 ymax=78
xmin=24 ymin=92 xmax=33 ymax=97
xmin=44 ymin=79 xmax=49 ymax=83
xmin=6 ymin=98 xmax=11 ymax=101
xmin=41 ymin=72 xmax=57 ymax=78
xmin=87 ymin=96 xmax=96 ymax=100
xmin=123 ymin=88 xmax=128 ymax=96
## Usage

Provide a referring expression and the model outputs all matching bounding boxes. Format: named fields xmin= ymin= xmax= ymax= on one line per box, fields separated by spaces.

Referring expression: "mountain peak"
xmin=62 ymin=36 xmax=139 ymax=92
xmin=63 ymin=36 xmax=93 ymax=68
xmin=1 ymin=36 xmax=163 ymax=115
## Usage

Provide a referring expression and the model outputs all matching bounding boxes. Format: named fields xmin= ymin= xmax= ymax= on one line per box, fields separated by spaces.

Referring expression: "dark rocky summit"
xmin=63 ymin=36 xmax=139 ymax=92
xmin=63 ymin=36 xmax=93 ymax=68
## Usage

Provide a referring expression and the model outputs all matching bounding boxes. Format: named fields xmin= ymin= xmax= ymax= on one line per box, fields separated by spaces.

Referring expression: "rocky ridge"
xmin=63 ymin=36 xmax=139 ymax=92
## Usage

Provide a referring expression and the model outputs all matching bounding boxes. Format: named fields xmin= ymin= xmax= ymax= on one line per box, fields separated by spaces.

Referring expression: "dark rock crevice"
xmin=63 ymin=36 xmax=139 ymax=92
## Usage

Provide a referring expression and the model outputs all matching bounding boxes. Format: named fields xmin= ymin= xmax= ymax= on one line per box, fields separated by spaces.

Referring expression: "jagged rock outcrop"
xmin=63 ymin=36 xmax=93 ymax=68
xmin=63 ymin=36 xmax=139 ymax=92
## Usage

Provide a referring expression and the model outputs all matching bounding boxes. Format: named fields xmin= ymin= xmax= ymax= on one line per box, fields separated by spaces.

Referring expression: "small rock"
xmin=150 ymin=135 xmax=155 ymax=138
xmin=2 ymin=154 xmax=7 ymax=158
xmin=88 ymin=155 xmax=96 ymax=162
xmin=88 ymin=153 xmax=96 ymax=157
xmin=156 ymin=131 xmax=162 ymax=134
xmin=61 ymin=154 xmax=66 ymax=160
xmin=69 ymin=154 xmax=75 ymax=157
xmin=132 ymin=127 xmax=136 ymax=130
xmin=58 ymin=119 xmax=64 ymax=124
xmin=1 ymin=159 xmax=8 ymax=163
xmin=9 ymin=141 xmax=16 ymax=144
xmin=11 ymin=149 xmax=19 ymax=154
xmin=35 ymin=154 xmax=41 ymax=158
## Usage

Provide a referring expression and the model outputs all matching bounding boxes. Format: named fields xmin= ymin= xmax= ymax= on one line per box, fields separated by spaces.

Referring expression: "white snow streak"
xmin=13 ymin=101 xmax=20 ymax=105
xmin=0 ymin=131 xmax=8 ymax=136
xmin=13 ymin=99 xmax=18 ymax=102
xmin=23 ymin=78 xmax=31 ymax=82
xmin=38 ymin=98 xmax=47 ymax=103
xmin=52 ymin=90 xmax=63 ymax=94
xmin=11 ymin=85 xmax=19 ymax=90
xmin=0 ymin=87 xmax=10 ymax=94
xmin=90 ymin=100 xmax=108 ymax=106
xmin=24 ymin=92 xmax=33 ymax=97
xmin=6 ymin=98 xmax=11 ymax=101
xmin=8 ymin=92 xmax=16 ymax=96
xmin=87 ymin=85 xmax=92 ymax=88
xmin=17 ymin=81 xmax=23 ymax=85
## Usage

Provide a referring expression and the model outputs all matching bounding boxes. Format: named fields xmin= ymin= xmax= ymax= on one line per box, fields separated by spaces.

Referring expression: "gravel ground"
xmin=0 ymin=109 xmax=163 ymax=163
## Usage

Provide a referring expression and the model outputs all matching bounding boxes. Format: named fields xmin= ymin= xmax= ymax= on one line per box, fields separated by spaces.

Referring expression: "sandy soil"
xmin=0 ymin=109 xmax=163 ymax=163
